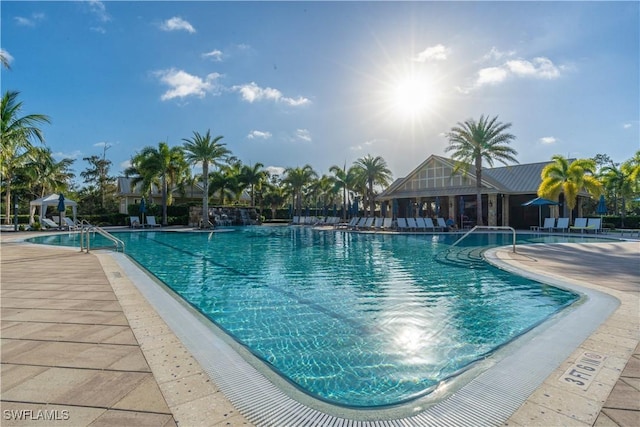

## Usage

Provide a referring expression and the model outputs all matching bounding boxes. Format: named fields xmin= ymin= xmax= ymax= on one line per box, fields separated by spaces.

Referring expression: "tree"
xmin=538 ymin=155 xmax=602 ymax=222
xmin=182 ymin=130 xmax=230 ymax=228
xmin=283 ymin=165 xmax=317 ymax=217
xmin=81 ymin=154 xmax=116 ymax=212
xmin=445 ymin=115 xmax=518 ymax=226
xmin=125 ymin=142 xmax=187 ymax=225
xmin=263 ymin=183 xmax=288 ymax=220
xmin=353 ymin=154 xmax=392 ymax=216
xmin=1 ymin=91 xmax=51 ymax=224
xmin=23 ymin=146 xmax=74 ymax=198
xmin=600 ymin=153 xmax=639 ymax=226
xmin=240 ymin=162 xmax=266 ymax=207
xmin=330 ymin=164 xmax=358 ymax=220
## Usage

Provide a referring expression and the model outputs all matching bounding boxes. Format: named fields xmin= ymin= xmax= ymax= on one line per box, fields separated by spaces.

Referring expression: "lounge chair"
xmin=396 ymin=218 xmax=409 ymax=231
xmin=424 ymin=217 xmax=440 ymax=231
xmin=146 ymin=216 xmax=161 ymax=227
xmin=436 ymin=217 xmax=448 ymax=230
xmin=406 ymin=217 xmax=418 ymax=231
xmin=373 ymin=217 xmax=384 ymax=229
xmin=540 ymin=217 xmax=555 ymax=232
xmin=130 ymin=216 xmax=142 ymax=228
xmin=63 ymin=217 xmax=81 ymax=230
xmin=586 ymin=218 xmax=601 ymax=233
xmin=291 ymin=216 xmax=300 ymax=225
xmin=570 ymin=218 xmax=588 ymax=233
xmin=553 ymin=218 xmax=569 ymax=233
xmin=41 ymin=218 xmax=63 ymax=230
xmin=415 ymin=217 xmax=427 ymax=231
xmin=382 ymin=218 xmax=393 ymax=229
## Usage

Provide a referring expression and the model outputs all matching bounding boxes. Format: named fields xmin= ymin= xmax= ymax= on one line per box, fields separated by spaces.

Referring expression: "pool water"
xmin=27 ymin=228 xmax=584 ymax=407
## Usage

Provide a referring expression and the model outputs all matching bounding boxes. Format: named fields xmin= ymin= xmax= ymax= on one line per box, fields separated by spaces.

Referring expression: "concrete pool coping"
xmin=2 ymin=230 xmax=639 ymax=426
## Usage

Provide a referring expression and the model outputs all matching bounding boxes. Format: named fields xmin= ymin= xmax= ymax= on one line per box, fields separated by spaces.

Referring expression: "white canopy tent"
xmin=29 ymin=193 xmax=78 ymax=225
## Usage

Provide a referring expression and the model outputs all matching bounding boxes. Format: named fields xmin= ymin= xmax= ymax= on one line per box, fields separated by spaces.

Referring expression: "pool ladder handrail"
xmin=451 ymin=225 xmax=517 ymax=253
xmin=80 ymin=225 xmax=125 ymax=253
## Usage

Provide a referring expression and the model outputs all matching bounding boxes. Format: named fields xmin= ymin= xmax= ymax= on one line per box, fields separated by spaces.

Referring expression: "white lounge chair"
xmin=130 ymin=216 xmax=142 ymax=228
xmin=415 ymin=217 xmax=427 ymax=231
xmin=373 ymin=217 xmax=384 ymax=229
xmin=553 ymin=218 xmax=569 ymax=233
xmin=570 ymin=218 xmax=588 ymax=233
xmin=382 ymin=218 xmax=393 ymax=229
xmin=436 ymin=217 xmax=448 ymax=230
xmin=146 ymin=216 xmax=161 ymax=227
xmin=586 ymin=218 xmax=601 ymax=233
xmin=63 ymin=217 xmax=81 ymax=230
xmin=396 ymin=218 xmax=409 ymax=231
xmin=540 ymin=217 xmax=555 ymax=232
xmin=424 ymin=217 xmax=440 ymax=231
xmin=406 ymin=217 xmax=418 ymax=231
xmin=41 ymin=218 xmax=62 ymax=230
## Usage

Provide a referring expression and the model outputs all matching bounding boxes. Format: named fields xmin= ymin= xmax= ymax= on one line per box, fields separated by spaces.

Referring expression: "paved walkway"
xmin=1 ymin=232 xmax=639 ymax=426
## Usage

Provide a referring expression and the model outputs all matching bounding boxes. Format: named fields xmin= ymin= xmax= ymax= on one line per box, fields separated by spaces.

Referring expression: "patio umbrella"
xmin=521 ymin=197 xmax=559 ymax=228
xmin=333 ymin=203 xmax=337 ymax=217
xmin=57 ymin=193 xmax=65 ymax=227
xmin=596 ymin=195 xmax=607 ymax=220
xmin=435 ymin=196 xmax=441 ymax=217
xmin=140 ymin=197 xmax=146 ymax=227
xmin=381 ymin=202 xmax=387 ymax=218
xmin=459 ymin=196 xmax=464 ymax=228
xmin=418 ymin=202 xmax=423 ymax=217
xmin=392 ymin=199 xmax=398 ymax=219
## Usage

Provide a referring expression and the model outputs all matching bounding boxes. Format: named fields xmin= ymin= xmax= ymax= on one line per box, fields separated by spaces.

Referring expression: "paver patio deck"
xmin=1 ymin=231 xmax=638 ymax=426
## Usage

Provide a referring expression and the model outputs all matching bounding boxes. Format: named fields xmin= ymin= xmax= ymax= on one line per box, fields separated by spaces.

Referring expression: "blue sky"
xmin=2 ymin=1 xmax=638 ymax=185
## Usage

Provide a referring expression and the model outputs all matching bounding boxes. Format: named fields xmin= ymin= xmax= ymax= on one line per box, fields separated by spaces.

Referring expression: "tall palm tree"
xmin=445 ymin=115 xmax=518 ymax=226
xmin=263 ymin=183 xmax=289 ymax=220
xmin=1 ymin=91 xmax=51 ymax=224
xmin=182 ymin=130 xmax=230 ymax=227
xmin=24 ymin=146 xmax=75 ymax=198
xmin=240 ymin=162 xmax=266 ymax=207
xmin=209 ymin=170 xmax=235 ymax=205
xmin=353 ymin=154 xmax=392 ymax=216
xmin=600 ymin=157 xmax=637 ymax=226
xmin=283 ymin=165 xmax=317 ymax=217
xmin=538 ymin=155 xmax=602 ymax=222
xmin=330 ymin=164 xmax=358 ymax=220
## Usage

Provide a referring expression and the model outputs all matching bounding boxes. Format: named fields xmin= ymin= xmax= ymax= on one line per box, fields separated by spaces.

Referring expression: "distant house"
xmin=116 ymin=177 xmax=204 ymax=214
xmin=377 ymin=155 xmax=592 ymax=229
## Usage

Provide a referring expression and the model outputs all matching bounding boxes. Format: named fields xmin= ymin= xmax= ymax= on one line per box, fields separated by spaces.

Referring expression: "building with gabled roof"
xmin=377 ymin=155 xmax=591 ymax=229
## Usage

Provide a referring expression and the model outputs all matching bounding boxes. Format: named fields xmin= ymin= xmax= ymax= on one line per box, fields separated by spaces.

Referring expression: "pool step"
xmin=435 ymin=246 xmax=487 ymax=269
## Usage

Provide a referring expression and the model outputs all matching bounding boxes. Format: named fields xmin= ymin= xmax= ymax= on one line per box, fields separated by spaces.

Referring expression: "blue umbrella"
xmin=392 ymin=199 xmax=398 ymax=219
xmin=459 ymin=196 xmax=465 ymax=228
xmin=435 ymin=196 xmax=441 ymax=216
xmin=381 ymin=201 xmax=387 ymax=218
xmin=418 ymin=202 xmax=423 ymax=217
xmin=522 ymin=197 xmax=559 ymax=228
xmin=57 ymin=193 xmax=65 ymax=227
xmin=352 ymin=198 xmax=359 ymax=217
xmin=333 ymin=203 xmax=337 ymax=217
xmin=596 ymin=195 xmax=607 ymax=216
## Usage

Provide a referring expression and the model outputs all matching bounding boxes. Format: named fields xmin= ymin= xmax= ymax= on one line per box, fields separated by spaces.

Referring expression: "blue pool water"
xmin=27 ymin=228 xmax=595 ymax=407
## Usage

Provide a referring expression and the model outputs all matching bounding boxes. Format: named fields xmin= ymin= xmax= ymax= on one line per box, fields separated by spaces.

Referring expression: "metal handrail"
xmin=451 ymin=225 xmax=517 ymax=253
xmin=80 ymin=226 xmax=125 ymax=253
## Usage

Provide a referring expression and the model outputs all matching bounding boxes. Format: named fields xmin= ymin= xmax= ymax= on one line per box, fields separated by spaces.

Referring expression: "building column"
xmin=488 ymin=194 xmax=498 ymax=226
xmin=502 ymin=195 xmax=510 ymax=227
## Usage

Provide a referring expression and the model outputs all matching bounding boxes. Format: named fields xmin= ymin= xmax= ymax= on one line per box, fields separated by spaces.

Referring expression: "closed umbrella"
xmin=57 ymin=193 xmax=65 ymax=228
xmin=333 ymin=203 xmax=337 ymax=217
xmin=435 ymin=196 xmax=441 ymax=217
xmin=392 ymin=199 xmax=398 ymax=219
xmin=522 ymin=197 xmax=559 ymax=228
xmin=459 ymin=196 xmax=465 ymax=228
xmin=381 ymin=202 xmax=387 ymax=218
xmin=596 ymin=195 xmax=607 ymax=220
xmin=140 ymin=197 xmax=146 ymax=227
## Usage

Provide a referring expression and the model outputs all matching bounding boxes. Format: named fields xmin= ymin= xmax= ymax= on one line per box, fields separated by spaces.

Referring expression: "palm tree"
xmin=1 ymin=91 xmax=51 ymax=224
xmin=24 ymin=146 xmax=75 ymax=198
xmin=538 ymin=155 xmax=602 ymax=222
xmin=263 ymin=183 xmax=289 ymax=220
xmin=283 ymin=165 xmax=317 ymax=217
xmin=600 ymin=156 xmax=637 ymax=226
xmin=445 ymin=115 xmax=518 ymax=226
xmin=240 ymin=162 xmax=266 ymax=207
xmin=182 ymin=130 xmax=230 ymax=227
xmin=209 ymin=170 xmax=235 ymax=205
xmin=353 ymin=154 xmax=392 ymax=216
xmin=330 ymin=164 xmax=358 ymax=220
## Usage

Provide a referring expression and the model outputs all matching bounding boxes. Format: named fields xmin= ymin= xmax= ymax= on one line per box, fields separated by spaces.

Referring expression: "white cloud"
xmin=459 ymin=56 xmax=563 ymax=93
xmin=232 ymin=82 xmax=310 ymax=106
xmin=295 ymin=129 xmax=312 ymax=142
xmin=120 ymin=159 xmax=131 ymax=171
xmin=247 ymin=130 xmax=272 ymax=140
xmin=539 ymin=136 xmax=557 ymax=144
xmin=154 ymin=68 xmax=221 ymax=101
xmin=266 ymin=166 xmax=285 ymax=178
xmin=202 ymin=49 xmax=223 ymax=61
xmin=413 ymin=44 xmax=450 ymax=62
xmin=481 ymin=47 xmax=516 ymax=62
xmin=14 ymin=13 xmax=45 ymax=27
xmin=53 ymin=150 xmax=82 ymax=160
xmin=349 ymin=139 xmax=376 ymax=151
xmin=623 ymin=123 xmax=632 ymax=129
xmin=160 ymin=17 xmax=196 ymax=33
xmin=86 ymin=0 xmax=110 ymax=22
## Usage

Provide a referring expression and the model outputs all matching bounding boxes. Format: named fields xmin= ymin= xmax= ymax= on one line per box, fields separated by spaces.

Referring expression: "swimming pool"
xmin=27 ymin=228 xmax=602 ymax=408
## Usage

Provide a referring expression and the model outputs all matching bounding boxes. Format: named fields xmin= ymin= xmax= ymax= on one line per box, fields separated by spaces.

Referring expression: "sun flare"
xmin=390 ymin=74 xmax=438 ymax=118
